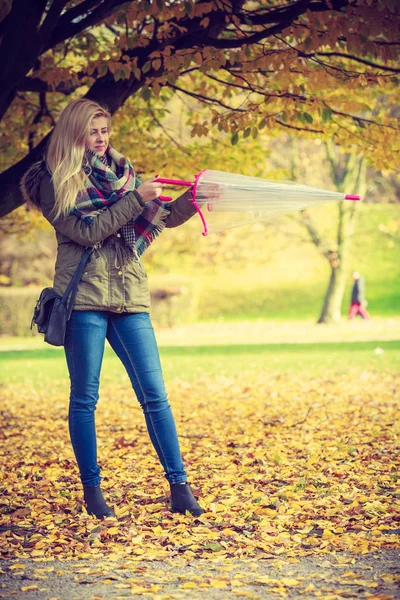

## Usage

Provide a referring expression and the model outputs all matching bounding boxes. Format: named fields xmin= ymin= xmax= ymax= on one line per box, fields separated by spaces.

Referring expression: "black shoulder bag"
xmin=30 ymin=248 xmax=93 ymax=346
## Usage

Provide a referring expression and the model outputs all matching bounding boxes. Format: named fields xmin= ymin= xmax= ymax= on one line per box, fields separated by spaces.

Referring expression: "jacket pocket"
xmin=54 ymin=254 xmax=109 ymax=308
xmin=77 ymin=253 xmax=109 ymax=306
xmin=123 ymin=260 xmax=150 ymax=311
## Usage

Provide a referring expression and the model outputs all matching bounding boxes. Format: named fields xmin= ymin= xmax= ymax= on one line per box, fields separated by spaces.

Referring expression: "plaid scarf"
xmin=71 ymin=146 xmax=171 ymax=257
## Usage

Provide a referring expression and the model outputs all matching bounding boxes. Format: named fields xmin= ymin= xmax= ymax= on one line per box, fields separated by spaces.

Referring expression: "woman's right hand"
xmin=137 ymin=176 xmax=163 ymax=203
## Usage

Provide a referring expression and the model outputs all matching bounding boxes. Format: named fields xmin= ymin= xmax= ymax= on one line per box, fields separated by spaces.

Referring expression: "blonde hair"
xmin=46 ymin=99 xmax=111 ymax=218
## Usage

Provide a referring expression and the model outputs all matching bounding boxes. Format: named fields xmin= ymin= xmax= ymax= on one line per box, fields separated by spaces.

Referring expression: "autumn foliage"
xmin=1 ymin=372 xmax=398 ymax=582
xmin=1 ymin=0 xmax=399 ymax=217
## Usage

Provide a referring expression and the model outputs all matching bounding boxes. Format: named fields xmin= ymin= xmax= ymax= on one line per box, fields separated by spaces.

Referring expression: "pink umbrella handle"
xmin=345 ymin=195 xmax=361 ymax=201
xmin=155 ymin=178 xmax=194 ymax=202
xmin=155 ymin=178 xmax=194 ymax=186
xmin=154 ymin=173 xmax=209 ymax=235
xmin=191 ymin=170 xmax=208 ymax=236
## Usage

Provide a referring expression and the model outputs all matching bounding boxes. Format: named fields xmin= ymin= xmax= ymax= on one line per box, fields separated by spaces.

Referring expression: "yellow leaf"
xmin=209 ymin=580 xmax=228 ymax=588
xmin=232 ymin=580 xmax=245 ymax=587
xmin=322 ymin=529 xmax=335 ymax=538
xmin=181 ymin=582 xmax=197 ymax=589
xmin=256 ymin=576 xmax=272 ymax=584
xmin=115 ymin=505 xmax=130 ymax=518
xmin=9 ymin=563 xmax=25 ymax=570
xmin=152 ymin=525 xmax=163 ymax=535
xmin=351 ymin=580 xmax=378 ymax=588
xmin=21 ymin=586 xmax=38 ymax=591
xmin=107 ymin=527 xmax=119 ymax=535
xmin=282 ymin=578 xmax=299 ymax=586
xmin=359 ymin=74 xmax=368 ymax=86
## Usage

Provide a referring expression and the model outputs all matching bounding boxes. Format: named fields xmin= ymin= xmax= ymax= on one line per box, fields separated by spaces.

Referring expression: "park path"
xmin=1 ymin=317 xmax=400 ymax=352
xmin=155 ymin=316 xmax=400 ymax=346
xmin=2 ymin=550 xmax=400 ymax=599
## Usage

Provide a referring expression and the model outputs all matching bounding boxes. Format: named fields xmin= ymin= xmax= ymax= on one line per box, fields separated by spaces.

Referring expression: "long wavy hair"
xmin=46 ymin=99 xmax=111 ymax=218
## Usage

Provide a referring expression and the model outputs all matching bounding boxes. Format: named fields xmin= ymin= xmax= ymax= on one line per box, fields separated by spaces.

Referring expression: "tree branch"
xmin=147 ymin=104 xmax=191 ymax=155
xmin=206 ymin=0 xmax=348 ymax=48
xmin=28 ymin=92 xmax=49 ymax=152
xmin=275 ymin=120 xmax=323 ymax=134
xmin=241 ymin=0 xmax=348 ymax=26
xmin=44 ymin=0 xmax=128 ymax=51
xmin=167 ymin=84 xmax=248 ymax=113
xmin=316 ymin=52 xmax=400 ymax=73
xmin=299 ymin=209 xmax=336 ymax=260
xmin=206 ymin=72 xmax=308 ymax=103
xmin=17 ymin=76 xmax=81 ymax=95
xmin=274 ymin=35 xmax=400 ymax=76
xmin=325 ymin=104 xmax=399 ymax=131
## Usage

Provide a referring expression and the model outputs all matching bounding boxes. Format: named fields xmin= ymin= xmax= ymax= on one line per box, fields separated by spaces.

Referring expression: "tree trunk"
xmin=0 ymin=0 xmax=66 ymax=121
xmin=0 ymin=75 xmax=144 ymax=218
xmin=318 ymin=262 xmax=347 ymax=323
xmin=317 ymin=150 xmax=367 ymax=323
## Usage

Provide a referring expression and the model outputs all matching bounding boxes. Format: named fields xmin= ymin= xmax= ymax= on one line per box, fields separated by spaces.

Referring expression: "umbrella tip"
xmin=345 ymin=194 xmax=361 ymax=201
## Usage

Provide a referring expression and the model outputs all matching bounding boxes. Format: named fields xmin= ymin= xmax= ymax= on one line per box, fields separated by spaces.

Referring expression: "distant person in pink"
xmin=349 ymin=271 xmax=371 ymax=320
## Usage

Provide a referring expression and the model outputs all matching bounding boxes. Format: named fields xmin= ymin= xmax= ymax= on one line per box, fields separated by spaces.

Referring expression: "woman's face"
xmin=86 ymin=116 xmax=110 ymax=156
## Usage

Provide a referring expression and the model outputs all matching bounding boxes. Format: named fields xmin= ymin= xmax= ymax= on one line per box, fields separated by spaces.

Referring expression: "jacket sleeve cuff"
xmin=165 ymin=191 xmax=197 ymax=228
xmin=132 ymin=189 xmax=146 ymax=207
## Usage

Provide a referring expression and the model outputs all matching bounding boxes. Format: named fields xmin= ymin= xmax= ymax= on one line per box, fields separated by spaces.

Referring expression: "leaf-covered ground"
xmin=1 ymin=372 xmax=399 ymax=598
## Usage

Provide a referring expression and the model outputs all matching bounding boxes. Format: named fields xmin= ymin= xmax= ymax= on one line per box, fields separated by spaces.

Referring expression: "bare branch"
xmin=206 ymin=72 xmax=308 ymax=103
xmin=275 ymin=119 xmax=323 ymax=134
xmin=330 ymin=117 xmax=381 ymax=149
xmin=28 ymin=92 xmax=46 ymax=152
xmin=167 ymin=84 xmax=248 ymax=113
xmin=147 ymin=104 xmax=191 ymax=155
xmin=316 ymin=51 xmax=400 ymax=74
xmin=325 ymin=104 xmax=400 ymax=131
xmin=299 ymin=209 xmax=335 ymax=259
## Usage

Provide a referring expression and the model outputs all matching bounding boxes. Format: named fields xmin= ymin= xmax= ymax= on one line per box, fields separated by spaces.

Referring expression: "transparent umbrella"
xmin=156 ymin=169 xmax=360 ymax=236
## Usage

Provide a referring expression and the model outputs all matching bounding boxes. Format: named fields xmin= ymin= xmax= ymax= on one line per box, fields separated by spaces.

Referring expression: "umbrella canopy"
xmin=156 ymin=169 xmax=360 ymax=236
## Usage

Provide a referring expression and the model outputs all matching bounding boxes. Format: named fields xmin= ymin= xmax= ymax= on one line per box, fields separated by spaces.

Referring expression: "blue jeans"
xmin=64 ymin=311 xmax=187 ymax=487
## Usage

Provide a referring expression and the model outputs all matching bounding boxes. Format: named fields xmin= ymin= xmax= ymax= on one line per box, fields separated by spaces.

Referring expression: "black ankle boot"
xmin=83 ymin=485 xmax=116 ymax=519
xmin=170 ymin=483 xmax=205 ymax=517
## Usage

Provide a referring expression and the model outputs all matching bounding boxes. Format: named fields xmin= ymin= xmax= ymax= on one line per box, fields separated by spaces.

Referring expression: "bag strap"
xmin=61 ymin=247 xmax=94 ymax=319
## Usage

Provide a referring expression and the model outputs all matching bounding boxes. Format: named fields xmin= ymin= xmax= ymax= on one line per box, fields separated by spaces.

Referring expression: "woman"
xmin=21 ymin=98 xmax=204 ymax=519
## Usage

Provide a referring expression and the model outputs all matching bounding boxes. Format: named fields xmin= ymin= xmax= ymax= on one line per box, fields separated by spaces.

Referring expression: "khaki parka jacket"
xmin=21 ymin=163 xmax=197 ymax=314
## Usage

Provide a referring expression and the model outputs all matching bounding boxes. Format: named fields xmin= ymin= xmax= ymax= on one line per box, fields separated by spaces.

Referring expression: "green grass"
xmin=151 ymin=203 xmax=400 ymax=322
xmin=0 ymin=207 xmax=398 ymax=337
xmin=1 ymin=340 xmax=399 ymax=388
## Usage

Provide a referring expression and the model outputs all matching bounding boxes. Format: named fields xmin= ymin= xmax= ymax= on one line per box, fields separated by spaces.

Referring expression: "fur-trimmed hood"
xmin=20 ymin=160 xmax=50 ymax=210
